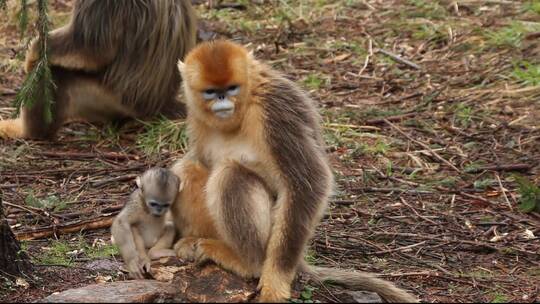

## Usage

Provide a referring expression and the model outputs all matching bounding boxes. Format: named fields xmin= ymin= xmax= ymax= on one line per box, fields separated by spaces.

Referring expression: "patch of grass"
xmin=467 ymin=268 xmax=493 ymax=279
xmin=454 ymin=104 xmax=473 ymax=128
xmin=523 ymin=1 xmax=540 ymax=14
xmin=512 ymin=61 xmax=540 ymax=86
xmin=364 ymin=140 xmax=390 ymax=156
xmin=84 ymin=243 xmax=119 ymax=259
xmin=328 ymin=40 xmax=367 ymax=57
xmin=136 ymin=118 xmax=188 ymax=157
xmin=404 ymin=0 xmax=447 ymax=19
xmin=485 ymin=22 xmax=527 ymax=48
xmin=490 ymin=293 xmax=509 ymax=303
xmin=360 ymin=107 xmax=403 ymax=120
xmin=464 ymin=161 xmax=485 ymax=173
xmin=35 ymin=240 xmax=74 ymax=266
xmin=439 ymin=176 xmax=459 ymax=189
xmin=474 ymin=178 xmax=497 ymax=190
xmin=303 ymin=73 xmax=327 ymax=90
xmin=24 ymin=191 xmax=68 ymax=212
xmin=411 ymin=23 xmax=448 ymax=43
xmin=289 ymin=285 xmax=318 ymax=303
xmin=513 ymin=175 xmax=540 ymax=213
xmin=80 ymin=123 xmax=122 ymax=146
xmin=34 ymin=238 xmax=119 ymax=267
xmin=304 ymin=250 xmax=318 ymax=265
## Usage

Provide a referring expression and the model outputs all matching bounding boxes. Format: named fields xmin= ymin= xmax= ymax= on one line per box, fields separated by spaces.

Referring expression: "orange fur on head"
xmin=179 ymin=40 xmax=254 ymax=132
xmin=184 ymin=40 xmax=249 ymax=88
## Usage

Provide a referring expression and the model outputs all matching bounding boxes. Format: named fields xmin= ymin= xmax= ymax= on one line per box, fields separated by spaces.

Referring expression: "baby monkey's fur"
xmin=111 ymin=168 xmax=180 ymax=279
xmin=171 ymin=40 xmax=418 ymax=303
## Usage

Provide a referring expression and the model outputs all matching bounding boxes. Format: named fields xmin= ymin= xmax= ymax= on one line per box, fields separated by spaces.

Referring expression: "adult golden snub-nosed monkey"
xmin=170 ymin=40 xmax=418 ymax=303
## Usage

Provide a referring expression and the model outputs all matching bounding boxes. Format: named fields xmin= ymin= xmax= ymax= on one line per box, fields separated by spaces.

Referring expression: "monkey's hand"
xmin=126 ymin=255 xmax=152 ymax=280
xmin=173 ymin=237 xmax=199 ymax=261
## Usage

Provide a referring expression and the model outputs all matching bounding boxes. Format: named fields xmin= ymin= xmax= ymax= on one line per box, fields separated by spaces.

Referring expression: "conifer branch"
xmin=12 ymin=0 xmax=56 ymax=123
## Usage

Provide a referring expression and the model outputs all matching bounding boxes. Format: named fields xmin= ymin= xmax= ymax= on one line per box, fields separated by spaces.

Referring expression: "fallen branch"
xmin=366 ymin=113 xmax=416 ymax=125
xmin=351 ymin=187 xmax=434 ymax=195
xmin=384 ymin=119 xmax=461 ymax=173
xmin=37 ymin=151 xmax=137 ymax=161
xmin=464 ymin=163 xmax=531 ymax=173
xmin=92 ymin=174 xmax=139 ymax=188
xmin=367 ymin=241 xmax=427 ymax=255
xmin=376 ymin=48 xmax=423 ymax=70
xmin=15 ymin=216 xmax=115 ymax=241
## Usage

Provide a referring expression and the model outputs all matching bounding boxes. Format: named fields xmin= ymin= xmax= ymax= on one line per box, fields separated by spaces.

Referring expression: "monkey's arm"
xmin=25 ymin=25 xmax=118 ymax=73
xmin=147 ymin=223 xmax=177 ymax=260
xmin=111 ymin=210 xmax=149 ymax=279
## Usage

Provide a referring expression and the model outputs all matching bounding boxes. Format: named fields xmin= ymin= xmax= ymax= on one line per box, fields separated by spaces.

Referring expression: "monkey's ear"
xmin=136 ymin=176 xmax=142 ymax=188
xmin=177 ymin=60 xmax=186 ymax=74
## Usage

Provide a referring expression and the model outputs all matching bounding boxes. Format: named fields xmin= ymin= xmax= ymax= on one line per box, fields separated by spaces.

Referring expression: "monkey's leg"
xmin=148 ymin=223 xmax=176 ymax=260
xmin=196 ymin=160 xmax=273 ymax=279
xmin=0 ymin=67 xmax=72 ymax=139
xmin=258 ymin=191 xmax=330 ymax=302
xmin=4 ymin=70 xmax=129 ymax=140
xmin=25 ymin=25 xmax=116 ymax=73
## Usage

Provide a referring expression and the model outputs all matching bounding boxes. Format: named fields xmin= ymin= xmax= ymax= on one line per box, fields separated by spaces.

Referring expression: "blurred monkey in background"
xmin=0 ymin=0 xmax=196 ymax=140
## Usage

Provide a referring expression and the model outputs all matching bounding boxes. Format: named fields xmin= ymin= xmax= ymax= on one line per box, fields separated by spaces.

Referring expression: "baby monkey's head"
xmin=137 ymin=167 xmax=180 ymax=217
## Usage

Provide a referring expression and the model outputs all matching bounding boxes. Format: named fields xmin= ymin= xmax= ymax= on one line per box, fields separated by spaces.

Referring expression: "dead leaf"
xmin=490 ymin=233 xmax=508 ymax=242
xmin=151 ymin=265 xmax=186 ymax=282
xmin=323 ymin=53 xmax=351 ymax=64
xmin=15 ymin=277 xmax=29 ymax=289
xmin=523 ymin=229 xmax=535 ymax=240
xmin=95 ymin=275 xmax=113 ymax=284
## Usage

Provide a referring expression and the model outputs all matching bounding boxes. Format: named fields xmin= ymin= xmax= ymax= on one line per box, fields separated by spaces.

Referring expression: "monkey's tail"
xmin=299 ymin=261 xmax=418 ymax=303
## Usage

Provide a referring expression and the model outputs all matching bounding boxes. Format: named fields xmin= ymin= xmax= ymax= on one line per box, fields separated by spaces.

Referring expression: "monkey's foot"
xmin=148 ymin=248 xmax=176 ymax=260
xmin=257 ymin=270 xmax=293 ymax=303
xmin=194 ymin=239 xmax=259 ymax=279
xmin=174 ymin=237 xmax=199 ymax=261
xmin=0 ymin=119 xmax=24 ymax=139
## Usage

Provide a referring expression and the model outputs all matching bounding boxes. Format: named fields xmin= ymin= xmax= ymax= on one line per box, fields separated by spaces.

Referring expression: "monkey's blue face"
xmin=146 ymin=199 xmax=171 ymax=217
xmin=202 ymin=85 xmax=240 ymax=119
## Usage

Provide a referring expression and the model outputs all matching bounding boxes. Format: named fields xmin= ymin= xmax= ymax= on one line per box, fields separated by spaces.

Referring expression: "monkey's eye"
xmin=203 ymin=89 xmax=217 ymax=100
xmin=149 ymin=202 xmax=160 ymax=208
xmin=227 ymin=85 xmax=239 ymax=96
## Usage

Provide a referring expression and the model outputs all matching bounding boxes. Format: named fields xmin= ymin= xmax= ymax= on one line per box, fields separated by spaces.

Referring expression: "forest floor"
xmin=1 ymin=0 xmax=539 ymax=302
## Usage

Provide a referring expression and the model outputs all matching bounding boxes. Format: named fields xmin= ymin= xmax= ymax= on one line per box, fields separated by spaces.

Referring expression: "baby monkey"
xmin=111 ymin=167 xmax=180 ymax=279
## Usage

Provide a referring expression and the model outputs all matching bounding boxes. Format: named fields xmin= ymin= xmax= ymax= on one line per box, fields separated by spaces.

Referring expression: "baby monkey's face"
xmin=144 ymin=192 xmax=174 ymax=217
xmin=137 ymin=167 xmax=180 ymax=217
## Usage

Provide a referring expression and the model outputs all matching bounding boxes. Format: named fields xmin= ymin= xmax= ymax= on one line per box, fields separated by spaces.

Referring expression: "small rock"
xmin=344 ymin=291 xmax=383 ymax=303
xmin=41 ymin=280 xmax=178 ymax=303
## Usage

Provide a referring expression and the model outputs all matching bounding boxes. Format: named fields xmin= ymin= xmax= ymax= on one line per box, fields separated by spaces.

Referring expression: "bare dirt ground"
xmin=1 ymin=0 xmax=539 ymax=302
